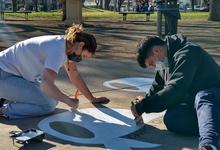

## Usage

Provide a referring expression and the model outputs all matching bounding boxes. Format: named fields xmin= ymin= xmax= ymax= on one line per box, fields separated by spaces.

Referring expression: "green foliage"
xmin=2 ymin=7 xmax=209 ymax=21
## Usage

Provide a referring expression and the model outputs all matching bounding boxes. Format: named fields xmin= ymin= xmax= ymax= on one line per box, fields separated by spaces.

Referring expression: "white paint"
xmin=103 ymin=77 xmax=154 ymax=93
xmin=38 ymin=108 xmax=164 ymax=150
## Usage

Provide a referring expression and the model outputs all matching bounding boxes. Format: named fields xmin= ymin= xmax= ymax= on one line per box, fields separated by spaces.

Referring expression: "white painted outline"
xmin=38 ymin=108 xmax=164 ymax=150
xmin=103 ymin=77 xmax=154 ymax=93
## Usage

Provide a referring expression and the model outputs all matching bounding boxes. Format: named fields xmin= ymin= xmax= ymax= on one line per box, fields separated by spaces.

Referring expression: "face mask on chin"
xmin=156 ymin=57 xmax=170 ymax=83
xmin=155 ymin=57 xmax=169 ymax=71
xmin=68 ymin=53 xmax=82 ymax=62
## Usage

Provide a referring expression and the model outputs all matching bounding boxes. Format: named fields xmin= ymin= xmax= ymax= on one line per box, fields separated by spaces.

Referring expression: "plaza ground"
xmin=0 ymin=18 xmax=220 ymax=150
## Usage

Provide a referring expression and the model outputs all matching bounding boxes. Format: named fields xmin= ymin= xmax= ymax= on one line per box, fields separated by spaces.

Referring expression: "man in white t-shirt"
xmin=0 ymin=24 xmax=109 ymax=119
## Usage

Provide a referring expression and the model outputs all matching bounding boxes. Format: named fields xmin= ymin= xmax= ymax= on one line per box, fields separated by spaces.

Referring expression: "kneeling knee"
xmin=41 ymin=100 xmax=58 ymax=114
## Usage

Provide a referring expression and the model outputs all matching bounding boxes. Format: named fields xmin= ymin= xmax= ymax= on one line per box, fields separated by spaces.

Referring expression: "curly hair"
xmin=137 ymin=36 xmax=166 ymax=68
xmin=64 ymin=24 xmax=97 ymax=55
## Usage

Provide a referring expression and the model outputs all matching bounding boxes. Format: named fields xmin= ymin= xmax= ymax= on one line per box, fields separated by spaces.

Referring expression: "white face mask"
xmin=155 ymin=57 xmax=170 ymax=83
xmin=155 ymin=57 xmax=169 ymax=71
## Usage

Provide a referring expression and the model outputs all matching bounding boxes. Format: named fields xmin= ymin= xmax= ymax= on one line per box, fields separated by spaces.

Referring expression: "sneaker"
xmin=0 ymin=109 xmax=3 ymax=117
xmin=199 ymin=144 xmax=217 ymax=150
xmin=0 ymin=98 xmax=6 ymax=117
xmin=0 ymin=98 xmax=6 ymax=107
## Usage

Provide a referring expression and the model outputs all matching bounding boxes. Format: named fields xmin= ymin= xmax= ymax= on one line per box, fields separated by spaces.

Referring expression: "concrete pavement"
xmin=0 ymin=58 xmax=198 ymax=150
xmin=1 ymin=19 xmax=219 ymax=150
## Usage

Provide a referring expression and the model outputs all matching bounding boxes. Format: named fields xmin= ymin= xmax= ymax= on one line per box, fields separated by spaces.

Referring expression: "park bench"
xmin=0 ymin=11 xmax=32 ymax=20
xmin=119 ymin=11 xmax=154 ymax=21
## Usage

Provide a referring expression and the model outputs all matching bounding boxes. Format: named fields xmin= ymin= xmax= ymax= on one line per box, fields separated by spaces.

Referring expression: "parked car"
xmin=186 ymin=5 xmax=209 ymax=12
xmin=196 ymin=6 xmax=209 ymax=12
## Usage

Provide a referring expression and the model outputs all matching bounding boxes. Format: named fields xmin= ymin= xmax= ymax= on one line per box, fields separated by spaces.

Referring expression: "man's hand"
xmin=92 ymin=97 xmax=110 ymax=104
xmin=130 ymin=101 xmax=144 ymax=126
xmin=133 ymin=96 xmax=144 ymax=105
xmin=65 ymin=98 xmax=79 ymax=109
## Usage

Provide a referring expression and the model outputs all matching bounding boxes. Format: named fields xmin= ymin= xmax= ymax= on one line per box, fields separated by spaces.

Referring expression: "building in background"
xmin=84 ymin=0 xmax=96 ymax=6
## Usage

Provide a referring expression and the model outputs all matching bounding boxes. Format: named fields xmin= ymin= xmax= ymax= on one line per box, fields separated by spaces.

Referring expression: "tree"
xmin=12 ymin=0 xmax=17 ymax=12
xmin=61 ymin=0 xmax=66 ymax=21
xmin=202 ymin=0 xmax=209 ymax=7
xmin=104 ymin=0 xmax=111 ymax=9
xmin=191 ymin=0 xmax=195 ymax=11
xmin=118 ymin=0 xmax=125 ymax=11
xmin=208 ymin=0 xmax=220 ymax=21
xmin=82 ymin=0 xmax=86 ymax=6
xmin=100 ymin=0 xmax=103 ymax=8
xmin=24 ymin=0 xmax=30 ymax=10
xmin=33 ymin=0 xmax=39 ymax=12
xmin=113 ymin=0 xmax=117 ymax=11
xmin=95 ymin=0 xmax=100 ymax=7
xmin=41 ymin=0 xmax=48 ymax=11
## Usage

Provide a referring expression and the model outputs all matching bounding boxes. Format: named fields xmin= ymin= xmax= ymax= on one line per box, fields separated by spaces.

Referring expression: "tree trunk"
xmin=42 ymin=0 xmax=48 ymax=11
xmin=127 ymin=0 xmax=131 ymax=11
xmin=100 ymin=0 xmax=103 ymax=8
xmin=104 ymin=0 xmax=111 ymax=9
xmin=191 ymin=0 xmax=194 ymax=11
xmin=118 ymin=0 xmax=125 ymax=11
xmin=95 ymin=0 xmax=100 ymax=7
xmin=24 ymin=0 xmax=29 ymax=10
xmin=209 ymin=0 xmax=220 ymax=21
xmin=12 ymin=0 xmax=17 ymax=12
xmin=61 ymin=0 xmax=66 ymax=21
xmin=33 ymin=0 xmax=39 ymax=12
xmin=114 ymin=0 xmax=117 ymax=11
xmin=82 ymin=0 xmax=86 ymax=6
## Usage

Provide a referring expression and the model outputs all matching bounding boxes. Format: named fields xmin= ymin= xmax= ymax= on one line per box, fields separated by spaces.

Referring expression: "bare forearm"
xmin=70 ymin=74 xmax=94 ymax=102
xmin=64 ymin=61 xmax=95 ymax=102
xmin=40 ymin=81 xmax=69 ymax=103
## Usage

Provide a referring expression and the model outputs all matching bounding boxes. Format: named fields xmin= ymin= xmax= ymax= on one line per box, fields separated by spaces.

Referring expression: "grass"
xmin=83 ymin=7 xmax=209 ymax=21
xmin=1 ymin=11 xmax=62 ymax=20
xmin=1 ymin=7 xmax=209 ymax=21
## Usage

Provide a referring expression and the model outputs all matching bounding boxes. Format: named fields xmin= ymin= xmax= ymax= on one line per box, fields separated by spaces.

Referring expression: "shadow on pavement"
xmin=0 ymin=105 xmax=198 ymax=150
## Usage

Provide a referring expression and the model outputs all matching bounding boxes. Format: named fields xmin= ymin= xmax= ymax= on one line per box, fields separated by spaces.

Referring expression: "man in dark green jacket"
xmin=131 ymin=34 xmax=220 ymax=150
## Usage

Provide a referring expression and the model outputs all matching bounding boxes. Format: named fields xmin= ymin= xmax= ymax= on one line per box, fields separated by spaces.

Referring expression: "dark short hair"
xmin=137 ymin=36 xmax=166 ymax=68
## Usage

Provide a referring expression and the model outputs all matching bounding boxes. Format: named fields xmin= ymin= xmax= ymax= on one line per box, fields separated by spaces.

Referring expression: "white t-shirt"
xmin=0 ymin=35 xmax=67 ymax=82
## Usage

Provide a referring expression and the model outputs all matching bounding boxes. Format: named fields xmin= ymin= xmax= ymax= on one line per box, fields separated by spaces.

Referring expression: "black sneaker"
xmin=200 ymin=144 xmax=217 ymax=150
xmin=0 ymin=98 xmax=6 ymax=107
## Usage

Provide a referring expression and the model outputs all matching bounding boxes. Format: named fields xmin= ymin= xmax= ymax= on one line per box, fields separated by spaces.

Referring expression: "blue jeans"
xmin=164 ymin=88 xmax=220 ymax=149
xmin=0 ymin=68 xmax=58 ymax=119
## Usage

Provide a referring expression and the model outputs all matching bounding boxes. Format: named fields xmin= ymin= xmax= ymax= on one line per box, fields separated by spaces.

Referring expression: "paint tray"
xmin=9 ymin=128 xmax=45 ymax=145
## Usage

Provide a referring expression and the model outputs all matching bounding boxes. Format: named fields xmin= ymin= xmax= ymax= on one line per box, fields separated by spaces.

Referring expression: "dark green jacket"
xmin=136 ymin=34 xmax=220 ymax=114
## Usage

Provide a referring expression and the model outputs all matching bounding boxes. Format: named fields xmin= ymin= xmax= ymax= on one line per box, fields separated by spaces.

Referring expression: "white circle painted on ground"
xmin=38 ymin=108 xmax=164 ymax=150
xmin=103 ymin=77 xmax=154 ymax=93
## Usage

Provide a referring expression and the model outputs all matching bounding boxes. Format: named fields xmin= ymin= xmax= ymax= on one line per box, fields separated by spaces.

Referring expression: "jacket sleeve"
xmin=136 ymin=47 xmax=201 ymax=114
xmin=148 ymin=71 xmax=165 ymax=96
